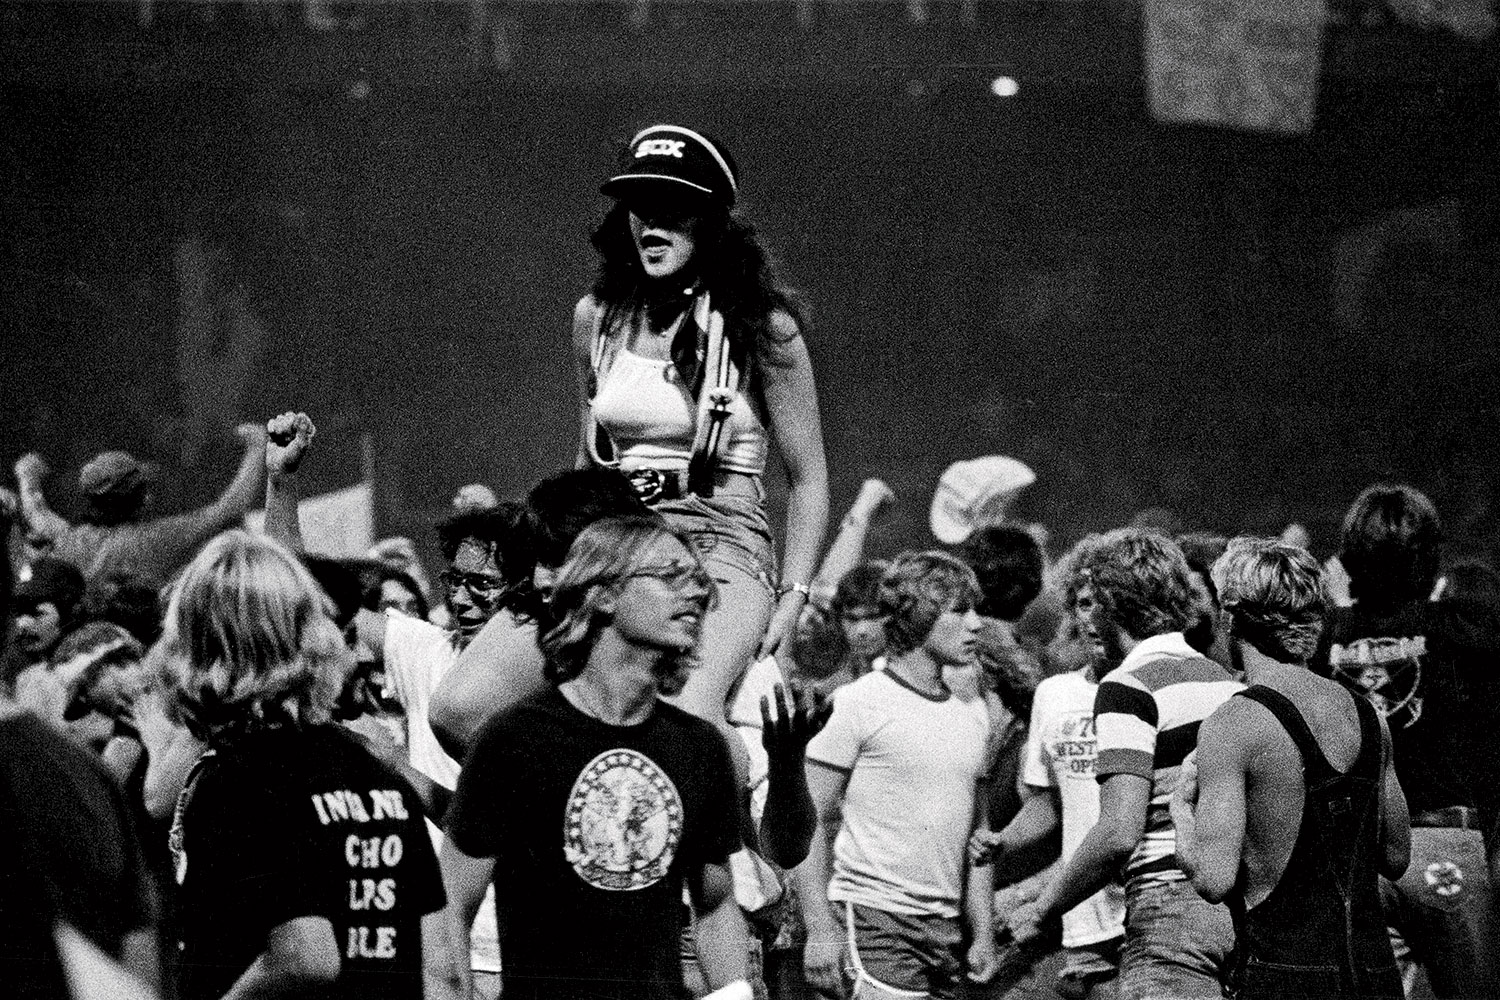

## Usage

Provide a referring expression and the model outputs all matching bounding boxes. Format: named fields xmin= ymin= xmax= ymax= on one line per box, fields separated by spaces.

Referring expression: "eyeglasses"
xmin=624 ymin=561 xmax=715 ymax=594
xmin=438 ymin=569 xmax=507 ymax=597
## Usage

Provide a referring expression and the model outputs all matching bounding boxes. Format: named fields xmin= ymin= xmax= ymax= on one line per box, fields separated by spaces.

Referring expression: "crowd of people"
xmin=4 ymin=121 xmax=1500 ymax=1000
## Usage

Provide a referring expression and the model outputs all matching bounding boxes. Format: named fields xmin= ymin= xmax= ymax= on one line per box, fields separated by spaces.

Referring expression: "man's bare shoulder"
xmin=1201 ymin=695 xmax=1285 ymax=760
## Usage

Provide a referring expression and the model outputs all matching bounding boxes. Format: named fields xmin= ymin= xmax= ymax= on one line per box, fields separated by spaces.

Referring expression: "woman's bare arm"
xmin=756 ymin=312 xmax=830 ymax=658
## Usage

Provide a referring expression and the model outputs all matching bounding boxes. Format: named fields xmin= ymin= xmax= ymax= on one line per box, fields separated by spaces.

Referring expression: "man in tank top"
xmin=1172 ymin=538 xmax=1410 ymax=1000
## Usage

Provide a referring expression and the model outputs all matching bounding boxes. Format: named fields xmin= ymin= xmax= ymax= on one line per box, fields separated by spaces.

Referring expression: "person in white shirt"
xmin=971 ymin=604 xmax=1126 ymax=1000
xmin=798 ymin=551 xmax=998 ymax=999
xmin=350 ymin=504 xmax=520 ymax=999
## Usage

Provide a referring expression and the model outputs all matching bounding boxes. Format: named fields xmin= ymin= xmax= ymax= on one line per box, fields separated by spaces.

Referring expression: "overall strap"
xmin=1235 ymin=686 xmax=1339 ymax=785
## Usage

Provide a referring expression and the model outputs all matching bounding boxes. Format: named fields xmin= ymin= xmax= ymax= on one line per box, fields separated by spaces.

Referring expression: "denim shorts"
xmin=840 ymin=901 xmax=963 ymax=999
xmin=657 ymin=493 xmax=776 ymax=592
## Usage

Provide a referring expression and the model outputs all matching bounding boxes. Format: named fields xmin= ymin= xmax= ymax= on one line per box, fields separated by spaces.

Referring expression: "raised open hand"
xmin=760 ymin=681 xmax=834 ymax=768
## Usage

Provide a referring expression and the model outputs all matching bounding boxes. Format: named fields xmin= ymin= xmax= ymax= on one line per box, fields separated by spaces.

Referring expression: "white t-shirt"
xmin=728 ymin=656 xmax=785 ymax=827
xmin=382 ymin=611 xmax=501 ymax=973
xmin=1022 ymin=670 xmax=1126 ymax=948
xmin=807 ymin=669 xmax=990 ymax=919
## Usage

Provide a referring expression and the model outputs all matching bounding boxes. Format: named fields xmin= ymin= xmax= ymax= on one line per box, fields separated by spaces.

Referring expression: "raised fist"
xmin=13 ymin=452 xmax=50 ymax=483
xmin=265 ymin=412 xmax=317 ymax=479
xmin=452 ymin=483 xmax=499 ymax=513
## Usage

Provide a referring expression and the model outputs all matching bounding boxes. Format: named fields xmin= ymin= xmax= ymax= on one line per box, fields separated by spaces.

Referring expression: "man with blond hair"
xmin=1172 ymin=538 xmax=1409 ymax=999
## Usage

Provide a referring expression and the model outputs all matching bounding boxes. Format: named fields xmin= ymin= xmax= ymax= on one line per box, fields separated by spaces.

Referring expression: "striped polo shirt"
xmin=1093 ymin=632 xmax=1242 ymax=883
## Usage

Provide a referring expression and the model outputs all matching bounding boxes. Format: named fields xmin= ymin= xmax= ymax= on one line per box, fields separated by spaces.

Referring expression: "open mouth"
xmin=671 ymin=606 xmax=705 ymax=633
xmin=640 ymin=233 xmax=671 ymax=250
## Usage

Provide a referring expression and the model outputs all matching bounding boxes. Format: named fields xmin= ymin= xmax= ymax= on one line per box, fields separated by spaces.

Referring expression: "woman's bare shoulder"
xmin=572 ymin=295 xmax=603 ymax=355
xmin=756 ymin=308 xmax=807 ymax=369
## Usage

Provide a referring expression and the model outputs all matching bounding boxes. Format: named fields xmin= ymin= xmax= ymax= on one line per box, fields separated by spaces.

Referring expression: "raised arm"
xmin=261 ymin=412 xmax=316 ymax=552
xmin=756 ymin=313 xmax=830 ymax=659
xmin=808 ymin=479 xmax=894 ymax=605
xmin=185 ymin=424 xmax=269 ymax=546
xmin=12 ymin=452 xmax=71 ymax=544
xmin=758 ymin=682 xmax=833 ymax=868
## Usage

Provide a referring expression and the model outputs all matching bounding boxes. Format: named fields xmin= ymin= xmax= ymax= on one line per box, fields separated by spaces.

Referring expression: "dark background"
xmin=3 ymin=1 xmax=1497 ymax=569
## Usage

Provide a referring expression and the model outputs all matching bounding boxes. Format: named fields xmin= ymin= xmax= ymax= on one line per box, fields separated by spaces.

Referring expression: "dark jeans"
xmin=1383 ymin=825 xmax=1500 ymax=999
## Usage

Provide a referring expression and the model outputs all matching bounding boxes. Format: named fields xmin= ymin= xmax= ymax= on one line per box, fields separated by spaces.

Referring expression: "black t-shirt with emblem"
xmin=1324 ymin=596 xmax=1500 ymax=816
xmin=176 ymin=724 xmax=444 ymax=1000
xmin=447 ymin=685 xmax=742 ymax=1000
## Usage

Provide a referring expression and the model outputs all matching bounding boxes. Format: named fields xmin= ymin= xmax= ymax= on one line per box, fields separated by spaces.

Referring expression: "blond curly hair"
xmin=149 ymin=530 xmax=352 ymax=742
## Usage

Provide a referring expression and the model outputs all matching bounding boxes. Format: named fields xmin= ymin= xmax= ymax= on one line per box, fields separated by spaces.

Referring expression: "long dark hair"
xmin=589 ymin=200 xmax=808 ymax=385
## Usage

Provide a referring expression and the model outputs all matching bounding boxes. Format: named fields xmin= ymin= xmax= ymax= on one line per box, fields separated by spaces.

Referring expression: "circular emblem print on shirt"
xmin=1328 ymin=636 xmax=1425 ymax=729
xmin=1424 ymin=861 xmax=1465 ymax=898
xmin=563 ymin=749 xmax=684 ymax=891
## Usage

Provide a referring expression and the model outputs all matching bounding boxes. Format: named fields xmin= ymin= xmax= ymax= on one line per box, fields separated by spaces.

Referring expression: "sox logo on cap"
xmin=602 ymin=124 xmax=740 ymax=207
xmin=636 ymin=138 xmax=686 ymax=159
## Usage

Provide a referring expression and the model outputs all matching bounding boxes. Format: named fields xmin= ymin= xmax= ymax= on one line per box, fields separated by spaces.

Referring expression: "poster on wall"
xmin=1144 ymin=0 xmax=1325 ymax=135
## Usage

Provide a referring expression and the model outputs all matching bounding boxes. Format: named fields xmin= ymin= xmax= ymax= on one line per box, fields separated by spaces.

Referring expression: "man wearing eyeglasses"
xmin=346 ymin=503 xmax=520 ymax=999
xmin=429 ymin=516 xmax=754 ymax=1000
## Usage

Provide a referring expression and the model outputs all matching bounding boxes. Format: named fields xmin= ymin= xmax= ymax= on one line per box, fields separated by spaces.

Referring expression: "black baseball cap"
xmin=601 ymin=125 xmax=740 ymax=209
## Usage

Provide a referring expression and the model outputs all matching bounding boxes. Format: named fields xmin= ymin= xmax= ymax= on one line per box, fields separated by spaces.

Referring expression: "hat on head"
xmin=930 ymin=456 xmax=1036 ymax=545
xmin=601 ymin=125 xmax=739 ymax=208
xmin=51 ymin=620 xmax=144 ymax=669
xmin=15 ymin=557 xmax=86 ymax=613
xmin=78 ymin=450 xmax=157 ymax=499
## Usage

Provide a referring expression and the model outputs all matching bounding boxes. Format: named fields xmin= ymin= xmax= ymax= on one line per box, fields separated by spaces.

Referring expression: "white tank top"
xmin=591 ymin=347 xmax=769 ymax=475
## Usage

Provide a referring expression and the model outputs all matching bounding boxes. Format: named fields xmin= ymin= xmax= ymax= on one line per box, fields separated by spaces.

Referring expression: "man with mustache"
xmin=1006 ymin=529 xmax=1240 ymax=1000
